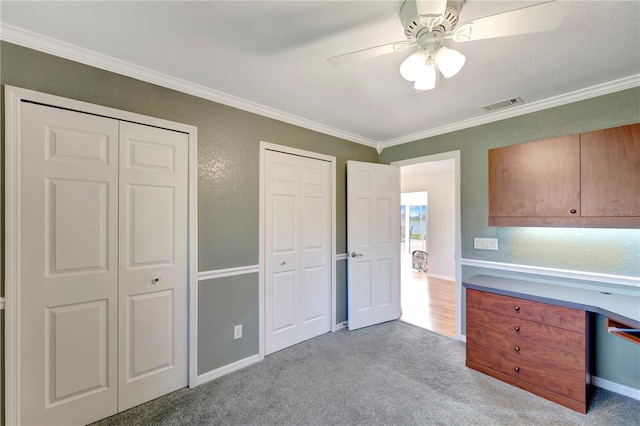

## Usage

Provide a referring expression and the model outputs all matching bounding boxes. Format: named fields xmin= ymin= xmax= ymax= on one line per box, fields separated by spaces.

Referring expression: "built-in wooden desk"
xmin=463 ymin=274 xmax=640 ymax=413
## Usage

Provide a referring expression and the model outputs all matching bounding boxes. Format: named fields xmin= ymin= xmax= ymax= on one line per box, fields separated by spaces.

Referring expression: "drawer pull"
xmin=514 ymin=326 xmax=520 ymax=332
xmin=514 ymin=306 xmax=520 ymax=312
xmin=514 ymin=367 xmax=520 ymax=372
xmin=514 ymin=346 xmax=520 ymax=352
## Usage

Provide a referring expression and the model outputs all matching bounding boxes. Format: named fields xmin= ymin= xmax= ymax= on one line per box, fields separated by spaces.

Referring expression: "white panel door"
xmin=20 ymin=103 xmax=119 ymax=425
xmin=118 ymin=121 xmax=189 ymax=410
xmin=265 ymin=150 xmax=331 ymax=354
xmin=347 ymin=161 xmax=400 ymax=331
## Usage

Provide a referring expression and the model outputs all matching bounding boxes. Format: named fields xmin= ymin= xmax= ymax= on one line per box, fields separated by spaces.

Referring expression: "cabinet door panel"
xmin=581 ymin=123 xmax=640 ymax=217
xmin=489 ymin=135 xmax=580 ymax=218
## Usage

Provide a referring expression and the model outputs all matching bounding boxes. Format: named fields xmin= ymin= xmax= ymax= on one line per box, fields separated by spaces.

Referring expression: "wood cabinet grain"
xmin=580 ymin=123 xmax=640 ymax=217
xmin=466 ymin=289 xmax=589 ymax=413
xmin=466 ymin=289 xmax=585 ymax=333
xmin=488 ymin=123 xmax=640 ymax=228
xmin=489 ymin=134 xmax=580 ymax=218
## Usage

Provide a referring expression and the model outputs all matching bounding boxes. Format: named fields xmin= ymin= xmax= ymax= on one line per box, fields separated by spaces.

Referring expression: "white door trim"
xmin=391 ymin=151 xmax=462 ymax=341
xmin=259 ymin=141 xmax=336 ymax=360
xmin=4 ymin=86 xmax=199 ymax=426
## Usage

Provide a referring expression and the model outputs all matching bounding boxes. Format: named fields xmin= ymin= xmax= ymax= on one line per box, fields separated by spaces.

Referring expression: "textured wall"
xmin=198 ymin=274 xmax=259 ymax=374
xmin=381 ymin=88 xmax=640 ymax=390
xmin=381 ymin=88 xmax=640 ymax=276
xmin=0 ymin=41 xmax=378 ymax=405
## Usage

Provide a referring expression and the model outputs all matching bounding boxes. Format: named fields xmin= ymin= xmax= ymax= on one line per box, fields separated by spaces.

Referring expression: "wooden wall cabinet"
xmin=466 ymin=289 xmax=589 ymax=413
xmin=489 ymin=123 xmax=640 ymax=228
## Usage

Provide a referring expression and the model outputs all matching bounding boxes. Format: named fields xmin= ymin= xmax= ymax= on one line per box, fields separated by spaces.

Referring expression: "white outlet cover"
xmin=474 ymin=237 xmax=498 ymax=251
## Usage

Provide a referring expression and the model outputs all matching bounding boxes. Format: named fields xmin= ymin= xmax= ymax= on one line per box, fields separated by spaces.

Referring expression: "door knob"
xmin=151 ymin=277 xmax=160 ymax=284
xmin=350 ymin=252 xmax=363 ymax=258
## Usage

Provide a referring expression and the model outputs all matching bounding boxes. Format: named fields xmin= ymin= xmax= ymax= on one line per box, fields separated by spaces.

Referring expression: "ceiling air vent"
xmin=481 ymin=96 xmax=524 ymax=113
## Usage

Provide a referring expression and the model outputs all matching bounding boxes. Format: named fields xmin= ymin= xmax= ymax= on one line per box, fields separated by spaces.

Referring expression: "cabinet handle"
xmin=514 ymin=306 xmax=520 ymax=312
xmin=514 ymin=326 xmax=520 ymax=332
xmin=514 ymin=367 xmax=520 ymax=372
xmin=514 ymin=346 xmax=520 ymax=352
xmin=570 ymin=209 xmax=577 ymax=214
xmin=151 ymin=277 xmax=160 ymax=284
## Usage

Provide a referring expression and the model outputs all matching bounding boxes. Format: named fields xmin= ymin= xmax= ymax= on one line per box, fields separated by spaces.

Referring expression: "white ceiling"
xmin=2 ymin=1 xmax=639 ymax=151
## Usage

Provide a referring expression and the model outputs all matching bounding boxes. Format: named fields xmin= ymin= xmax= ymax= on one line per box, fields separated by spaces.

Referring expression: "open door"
xmin=347 ymin=161 xmax=400 ymax=331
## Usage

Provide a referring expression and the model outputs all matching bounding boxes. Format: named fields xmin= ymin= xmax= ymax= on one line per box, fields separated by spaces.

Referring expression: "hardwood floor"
xmin=400 ymin=254 xmax=456 ymax=338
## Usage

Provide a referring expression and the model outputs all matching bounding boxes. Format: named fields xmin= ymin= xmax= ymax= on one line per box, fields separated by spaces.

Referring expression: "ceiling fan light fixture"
xmin=413 ymin=62 xmax=437 ymax=91
xmin=399 ymin=50 xmax=427 ymax=81
xmin=434 ymin=46 xmax=466 ymax=78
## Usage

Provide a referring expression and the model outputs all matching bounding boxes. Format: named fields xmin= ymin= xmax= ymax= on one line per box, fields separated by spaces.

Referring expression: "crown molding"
xmin=3 ymin=23 xmax=637 ymax=153
xmin=379 ymin=74 xmax=640 ymax=150
xmin=0 ymin=23 xmax=379 ymax=149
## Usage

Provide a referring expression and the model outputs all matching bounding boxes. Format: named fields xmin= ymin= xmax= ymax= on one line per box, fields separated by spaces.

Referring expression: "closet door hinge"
xmin=0 ymin=297 xmax=5 ymax=310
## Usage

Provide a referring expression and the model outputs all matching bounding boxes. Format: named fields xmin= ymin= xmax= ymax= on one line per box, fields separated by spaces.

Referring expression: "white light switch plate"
xmin=234 ymin=324 xmax=242 ymax=339
xmin=474 ymin=238 xmax=498 ymax=250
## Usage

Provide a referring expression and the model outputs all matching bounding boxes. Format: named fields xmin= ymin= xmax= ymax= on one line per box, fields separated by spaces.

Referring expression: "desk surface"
xmin=463 ymin=274 xmax=640 ymax=329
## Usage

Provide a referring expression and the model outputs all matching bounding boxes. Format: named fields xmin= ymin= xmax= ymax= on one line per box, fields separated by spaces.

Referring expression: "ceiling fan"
xmin=328 ymin=0 xmax=570 ymax=91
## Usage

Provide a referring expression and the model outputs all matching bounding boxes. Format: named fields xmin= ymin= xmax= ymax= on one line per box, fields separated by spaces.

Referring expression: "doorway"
xmin=392 ymin=152 xmax=461 ymax=340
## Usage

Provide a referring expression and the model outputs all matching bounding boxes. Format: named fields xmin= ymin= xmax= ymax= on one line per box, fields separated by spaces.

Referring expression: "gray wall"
xmin=0 ymin=41 xmax=378 ymax=420
xmin=380 ymin=87 xmax=640 ymax=390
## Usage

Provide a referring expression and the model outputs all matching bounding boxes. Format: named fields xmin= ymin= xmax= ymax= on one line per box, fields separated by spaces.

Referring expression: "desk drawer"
xmin=467 ymin=307 xmax=585 ymax=356
xmin=467 ymin=343 xmax=586 ymax=404
xmin=467 ymin=289 xmax=585 ymax=332
xmin=467 ymin=308 xmax=586 ymax=377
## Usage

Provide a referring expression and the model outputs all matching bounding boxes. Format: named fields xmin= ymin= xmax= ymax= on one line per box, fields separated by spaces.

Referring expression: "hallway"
xmin=400 ymin=253 xmax=456 ymax=338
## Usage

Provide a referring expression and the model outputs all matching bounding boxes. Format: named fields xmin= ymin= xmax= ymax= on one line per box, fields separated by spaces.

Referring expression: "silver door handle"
xmin=350 ymin=252 xmax=363 ymax=258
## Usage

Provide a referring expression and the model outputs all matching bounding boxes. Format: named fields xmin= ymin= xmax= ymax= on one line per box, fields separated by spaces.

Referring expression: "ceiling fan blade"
xmin=450 ymin=1 xmax=571 ymax=43
xmin=416 ymin=0 xmax=448 ymax=29
xmin=327 ymin=41 xmax=416 ymax=67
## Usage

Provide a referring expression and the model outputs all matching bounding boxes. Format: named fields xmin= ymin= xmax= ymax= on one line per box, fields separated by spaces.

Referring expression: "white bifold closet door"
xmin=117 ymin=121 xmax=188 ymax=411
xmin=19 ymin=102 xmax=188 ymax=425
xmin=264 ymin=150 xmax=332 ymax=355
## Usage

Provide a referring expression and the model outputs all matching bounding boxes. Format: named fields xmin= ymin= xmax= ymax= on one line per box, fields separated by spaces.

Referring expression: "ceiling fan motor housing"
xmin=400 ymin=0 xmax=463 ymax=42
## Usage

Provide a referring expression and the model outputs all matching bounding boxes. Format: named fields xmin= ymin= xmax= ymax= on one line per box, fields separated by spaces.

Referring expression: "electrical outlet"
xmin=234 ymin=324 xmax=242 ymax=339
xmin=474 ymin=238 xmax=498 ymax=251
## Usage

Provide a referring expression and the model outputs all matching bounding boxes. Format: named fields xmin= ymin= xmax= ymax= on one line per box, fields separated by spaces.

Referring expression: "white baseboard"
xmin=196 ymin=354 xmax=261 ymax=386
xmin=593 ymin=376 xmax=640 ymax=401
xmin=427 ymin=273 xmax=455 ymax=281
